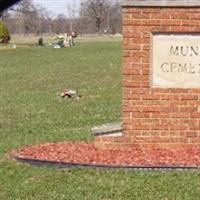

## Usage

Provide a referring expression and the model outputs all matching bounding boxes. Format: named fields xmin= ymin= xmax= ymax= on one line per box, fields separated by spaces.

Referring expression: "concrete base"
xmin=91 ymin=122 xmax=122 ymax=137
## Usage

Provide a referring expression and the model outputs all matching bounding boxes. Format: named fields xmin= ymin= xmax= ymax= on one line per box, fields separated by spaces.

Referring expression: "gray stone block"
xmin=91 ymin=122 xmax=122 ymax=136
xmin=121 ymin=0 xmax=200 ymax=7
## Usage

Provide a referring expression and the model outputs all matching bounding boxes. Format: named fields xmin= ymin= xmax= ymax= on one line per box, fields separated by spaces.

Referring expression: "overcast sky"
xmin=33 ymin=0 xmax=80 ymax=16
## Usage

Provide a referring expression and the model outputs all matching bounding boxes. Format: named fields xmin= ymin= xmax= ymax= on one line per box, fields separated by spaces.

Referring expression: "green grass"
xmin=0 ymin=39 xmax=200 ymax=200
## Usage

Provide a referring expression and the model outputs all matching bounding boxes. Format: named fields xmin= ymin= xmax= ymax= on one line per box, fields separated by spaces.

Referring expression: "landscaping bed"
xmin=14 ymin=141 xmax=200 ymax=169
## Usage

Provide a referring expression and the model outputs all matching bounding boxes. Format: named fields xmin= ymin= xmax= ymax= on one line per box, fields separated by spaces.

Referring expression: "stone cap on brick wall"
xmin=121 ymin=0 xmax=200 ymax=7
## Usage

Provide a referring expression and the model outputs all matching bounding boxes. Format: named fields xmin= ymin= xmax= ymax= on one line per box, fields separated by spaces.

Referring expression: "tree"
xmin=80 ymin=0 xmax=108 ymax=33
xmin=107 ymin=1 xmax=122 ymax=34
xmin=80 ymin=0 xmax=121 ymax=34
xmin=52 ymin=14 xmax=68 ymax=34
xmin=15 ymin=0 xmax=38 ymax=34
xmin=3 ymin=0 xmax=121 ymax=35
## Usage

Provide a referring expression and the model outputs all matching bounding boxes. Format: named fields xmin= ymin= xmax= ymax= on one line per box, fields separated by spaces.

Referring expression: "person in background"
xmin=68 ymin=31 xmax=78 ymax=47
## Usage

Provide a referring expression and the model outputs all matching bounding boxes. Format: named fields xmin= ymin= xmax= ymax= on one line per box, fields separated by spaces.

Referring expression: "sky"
xmin=33 ymin=0 xmax=81 ymax=16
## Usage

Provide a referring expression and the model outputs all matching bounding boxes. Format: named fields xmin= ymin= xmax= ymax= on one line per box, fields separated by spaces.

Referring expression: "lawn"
xmin=0 ymin=38 xmax=200 ymax=200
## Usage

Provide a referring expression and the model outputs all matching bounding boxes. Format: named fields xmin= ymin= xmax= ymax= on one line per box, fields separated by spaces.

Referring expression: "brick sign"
xmin=95 ymin=0 xmax=200 ymax=150
xmin=152 ymin=34 xmax=200 ymax=88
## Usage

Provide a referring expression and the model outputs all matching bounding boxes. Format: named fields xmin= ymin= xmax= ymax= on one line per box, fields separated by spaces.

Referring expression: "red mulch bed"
xmin=14 ymin=141 xmax=200 ymax=168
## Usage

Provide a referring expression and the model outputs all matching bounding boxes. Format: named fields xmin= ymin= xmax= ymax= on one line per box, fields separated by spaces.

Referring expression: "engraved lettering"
xmin=160 ymin=62 xmax=200 ymax=74
xmin=189 ymin=63 xmax=196 ymax=74
xmin=171 ymin=62 xmax=178 ymax=72
xmin=161 ymin=63 xmax=169 ymax=72
xmin=181 ymin=46 xmax=189 ymax=56
xmin=170 ymin=45 xmax=200 ymax=57
xmin=190 ymin=46 xmax=199 ymax=56
xmin=170 ymin=46 xmax=179 ymax=55
xmin=153 ymin=35 xmax=200 ymax=88
xmin=178 ymin=63 xmax=187 ymax=73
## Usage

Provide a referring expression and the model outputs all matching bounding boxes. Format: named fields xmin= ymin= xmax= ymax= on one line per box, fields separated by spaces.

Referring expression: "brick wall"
xmin=95 ymin=6 xmax=200 ymax=149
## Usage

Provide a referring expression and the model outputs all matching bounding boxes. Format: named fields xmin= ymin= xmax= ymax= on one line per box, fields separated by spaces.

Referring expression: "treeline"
xmin=0 ymin=0 xmax=122 ymax=35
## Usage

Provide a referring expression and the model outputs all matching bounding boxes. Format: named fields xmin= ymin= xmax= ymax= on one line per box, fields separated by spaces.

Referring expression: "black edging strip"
xmin=14 ymin=156 xmax=200 ymax=171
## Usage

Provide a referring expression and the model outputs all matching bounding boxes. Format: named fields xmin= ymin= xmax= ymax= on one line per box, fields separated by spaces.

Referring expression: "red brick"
xmin=95 ymin=6 xmax=200 ymax=150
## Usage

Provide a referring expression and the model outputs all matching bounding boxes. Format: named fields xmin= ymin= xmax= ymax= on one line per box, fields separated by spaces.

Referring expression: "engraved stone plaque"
xmin=151 ymin=34 xmax=200 ymax=88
